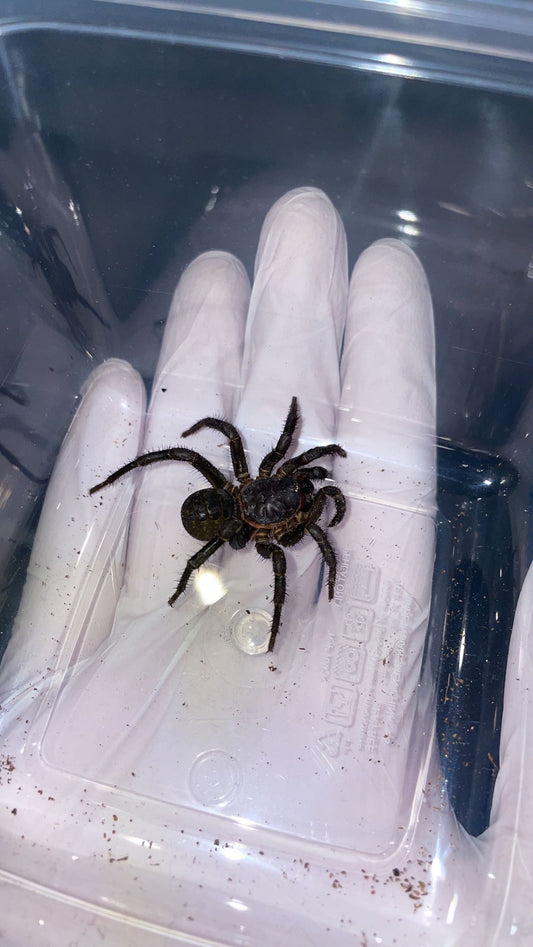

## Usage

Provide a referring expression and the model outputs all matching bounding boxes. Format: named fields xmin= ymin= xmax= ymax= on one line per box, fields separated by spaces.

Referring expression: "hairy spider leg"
xmin=182 ymin=417 xmax=251 ymax=483
xmin=306 ymin=522 xmax=337 ymax=599
xmin=277 ymin=443 xmax=346 ymax=477
xmin=258 ymin=396 xmax=299 ymax=478
xmin=306 ymin=485 xmax=347 ymax=528
xmin=89 ymin=447 xmax=227 ymax=494
xmin=294 ymin=465 xmax=329 ymax=482
xmin=169 ymin=537 xmax=225 ymax=606
xmin=255 ymin=539 xmax=287 ymax=652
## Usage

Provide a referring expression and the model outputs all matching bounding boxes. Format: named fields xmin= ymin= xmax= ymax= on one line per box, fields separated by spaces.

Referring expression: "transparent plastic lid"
xmin=1 ymin=6 xmax=533 ymax=946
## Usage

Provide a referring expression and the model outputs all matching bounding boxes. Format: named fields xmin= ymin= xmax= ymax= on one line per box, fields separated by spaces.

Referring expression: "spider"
xmin=90 ymin=397 xmax=347 ymax=652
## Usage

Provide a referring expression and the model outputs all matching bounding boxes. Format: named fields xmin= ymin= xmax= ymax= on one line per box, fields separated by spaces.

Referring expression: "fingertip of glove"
xmin=80 ymin=358 xmax=144 ymax=402
xmin=258 ymin=187 xmax=342 ymax=244
xmin=74 ymin=360 xmax=146 ymax=466
xmin=352 ymin=238 xmax=429 ymax=286
xmin=175 ymin=251 xmax=250 ymax=304
xmin=269 ymin=186 xmax=334 ymax=214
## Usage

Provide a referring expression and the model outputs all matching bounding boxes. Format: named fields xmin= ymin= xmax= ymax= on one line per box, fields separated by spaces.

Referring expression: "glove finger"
xmin=336 ymin=238 xmax=437 ymax=621
xmin=217 ymin=187 xmax=348 ymax=659
xmin=121 ymin=251 xmax=250 ymax=612
xmin=340 ymin=237 xmax=436 ymax=508
xmin=239 ymin=186 xmax=347 ymax=438
xmin=0 ymin=358 xmax=145 ymax=706
xmin=300 ymin=238 xmax=438 ymax=851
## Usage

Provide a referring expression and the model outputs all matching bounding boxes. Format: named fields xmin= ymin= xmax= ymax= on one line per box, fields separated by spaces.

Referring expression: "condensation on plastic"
xmin=0 ymin=7 xmax=532 ymax=947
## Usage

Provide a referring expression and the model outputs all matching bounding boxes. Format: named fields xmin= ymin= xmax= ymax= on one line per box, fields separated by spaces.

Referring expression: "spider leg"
xmin=256 ymin=539 xmax=287 ymax=652
xmin=294 ymin=465 xmax=329 ymax=482
xmin=306 ymin=523 xmax=337 ymax=600
xmin=169 ymin=537 xmax=225 ymax=605
xmin=277 ymin=523 xmax=306 ymax=547
xmin=89 ymin=447 xmax=227 ymax=494
xmin=182 ymin=417 xmax=250 ymax=483
xmin=307 ymin=485 xmax=346 ymax=528
xmin=277 ymin=443 xmax=346 ymax=477
xmin=258 ymin=396 xmax=299 ymax=478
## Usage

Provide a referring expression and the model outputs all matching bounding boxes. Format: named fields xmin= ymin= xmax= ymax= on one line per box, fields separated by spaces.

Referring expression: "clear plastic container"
xmin=1 ymin=1 xmax=533 ymax=944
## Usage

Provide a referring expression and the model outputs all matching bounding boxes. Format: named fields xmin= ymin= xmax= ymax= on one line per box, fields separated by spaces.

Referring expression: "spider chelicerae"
xmin=90 ymin=397 xmax=347 ymax=652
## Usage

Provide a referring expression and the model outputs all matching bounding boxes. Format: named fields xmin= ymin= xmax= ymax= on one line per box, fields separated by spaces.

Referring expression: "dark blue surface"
xmin=437 ymin=444 xmax=520 ymax=835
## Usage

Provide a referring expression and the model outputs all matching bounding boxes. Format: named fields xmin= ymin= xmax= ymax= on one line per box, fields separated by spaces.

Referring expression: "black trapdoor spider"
xmin=90 ymin=397 xmax=347 ymax=652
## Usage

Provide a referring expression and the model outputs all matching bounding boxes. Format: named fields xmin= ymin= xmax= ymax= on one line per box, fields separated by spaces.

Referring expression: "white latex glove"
xmin=0 ymin=188 xmax=529 ymax=946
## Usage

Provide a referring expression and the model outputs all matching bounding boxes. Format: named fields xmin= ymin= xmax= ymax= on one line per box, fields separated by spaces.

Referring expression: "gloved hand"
xmin=0 ymin=188 xmax=529 ymax=946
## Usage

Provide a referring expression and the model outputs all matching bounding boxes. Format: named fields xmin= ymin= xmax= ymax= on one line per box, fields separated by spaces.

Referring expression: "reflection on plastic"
xmin=194 ymin=566 xmax=226 ymax=606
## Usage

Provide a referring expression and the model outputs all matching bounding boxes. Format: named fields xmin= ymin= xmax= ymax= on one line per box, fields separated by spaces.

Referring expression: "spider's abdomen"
xmin=181 ymin=488 xmax=237 ymax=541
xmin=240 ymin=476 xmax=303 ymax=527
